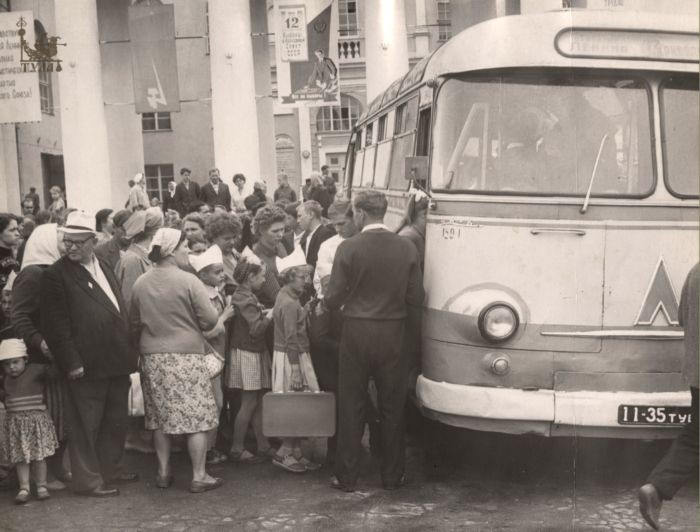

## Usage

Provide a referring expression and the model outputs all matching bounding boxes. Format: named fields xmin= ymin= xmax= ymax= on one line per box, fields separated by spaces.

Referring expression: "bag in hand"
xmin=262 ymin=391 xmax=335 ymax=437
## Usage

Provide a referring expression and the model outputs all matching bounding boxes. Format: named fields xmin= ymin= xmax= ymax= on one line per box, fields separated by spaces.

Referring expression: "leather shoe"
xmin=638 ymin=483 xmax=662 ymax=530
xmin=383 ymin=474 xmax=407 ymax=491
xmin=78 ymin=485 xmax=120 ymax=498
xmin=329 ymin=475 xmax=355 ymax=493
xmin=190 ymin=477 xmax=223 ymax=494
xmin=111 ymin=472 xmax=139 ymax=483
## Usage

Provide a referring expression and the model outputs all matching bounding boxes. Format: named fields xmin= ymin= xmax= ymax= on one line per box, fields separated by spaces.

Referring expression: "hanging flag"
xmin=128 ymin=3 xmax=180 ymax=114
xmin=275 ymin=0 xmax=340 ymax=108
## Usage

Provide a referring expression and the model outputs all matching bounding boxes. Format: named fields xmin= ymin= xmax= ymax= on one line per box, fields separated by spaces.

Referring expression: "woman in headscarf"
xmin=115 ymin=207 xmax=163 ymax=308
xmin=130 ymin=228 xmax=222 ymax=493
xmin=10 ymin=223 xmax=71 ymax=489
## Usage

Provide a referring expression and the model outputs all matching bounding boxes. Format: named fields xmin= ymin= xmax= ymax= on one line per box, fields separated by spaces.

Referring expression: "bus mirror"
xmin=405 ymin=156 xmax=428 ymax=181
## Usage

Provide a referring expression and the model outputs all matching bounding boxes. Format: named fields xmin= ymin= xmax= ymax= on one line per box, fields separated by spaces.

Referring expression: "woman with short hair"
xmin=251 ymin=206 xmax=288 ymax=308
xmin=205 ymin=212 xmax=243 ymax=288
xmin=130 ymin=228 xmax=222 ymax=493
xmin=95 ymin=209 xmax=114 ymax=244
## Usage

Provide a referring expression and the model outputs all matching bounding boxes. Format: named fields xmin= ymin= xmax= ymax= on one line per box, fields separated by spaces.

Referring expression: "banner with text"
xmin=275 ymin=0 xmax=340 ymax=108
xmin=0 ymin=12 xmax=41 ymax=124
xmin=128 ymin=4 xmax=180 ymax=114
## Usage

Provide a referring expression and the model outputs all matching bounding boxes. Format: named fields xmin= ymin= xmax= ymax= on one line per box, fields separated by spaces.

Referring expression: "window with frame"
xmin=316 ymin=94 xmax=361 ymax=132
xmin=437 ymin=0 xmax=452 ymax=41
xmin=365 ymin=122 xmax=374 ymax=146
xmin=144 ymin=164 xmax=174 ymax=202
xmin=377 ymin=115 xmax=387 ymax=141
xmin=394 ymin=97 xmax=419 ymax=135
xmin=338 ymin=0 xmax=358 ymax=36
xmin=38 ymin=70 xmax=53 ymax=115
xmin=142 ymin=112 xmax=172 ymax=132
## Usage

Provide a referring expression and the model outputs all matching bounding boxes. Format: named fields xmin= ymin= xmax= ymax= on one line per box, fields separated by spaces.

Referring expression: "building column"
xmin=54 ymin=0 xmax=112 ymax=212
xmin=209 ymin=0 xmax=261 ymax=183
xmin=250 ymin=0 xmax=277 ymax=187
xmin=364 ymin=0 xmax=410 ymax=102
xmin=297 ymin=107 xmax=313 ymax=180
xmin=0 ymin=124 xmax=21 ymax=212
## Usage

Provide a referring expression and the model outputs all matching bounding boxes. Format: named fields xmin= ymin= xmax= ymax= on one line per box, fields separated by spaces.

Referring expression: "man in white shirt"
xmin=314 ymin=201 xmax=356 ymax=297
xmin=297 ymin=200 xmax=335 ymax=269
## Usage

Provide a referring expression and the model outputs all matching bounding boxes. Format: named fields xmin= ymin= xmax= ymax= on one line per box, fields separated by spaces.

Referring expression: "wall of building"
xmin=12 ymin=0 xmax=62 ymax=211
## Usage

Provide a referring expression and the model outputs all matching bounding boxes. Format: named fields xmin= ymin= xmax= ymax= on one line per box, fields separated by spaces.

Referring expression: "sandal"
xmin=229 ymin=449 xmax=266 ymax=464
xmin=297 ymin=457 xmax=322 ymax=471
xmin=14 ymin=488 xmax=30 ymax=505
xmin=36 ymin=485 xmax=51 ymax=501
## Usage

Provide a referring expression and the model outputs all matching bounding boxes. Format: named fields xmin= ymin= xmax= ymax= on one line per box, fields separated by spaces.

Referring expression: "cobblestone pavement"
xmin=1 ymin=426 xmax=697 ymax=531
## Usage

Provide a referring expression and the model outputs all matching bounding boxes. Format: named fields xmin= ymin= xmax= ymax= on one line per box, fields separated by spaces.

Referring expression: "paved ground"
xmin=1 ymin=423 xmax=697 ymax=531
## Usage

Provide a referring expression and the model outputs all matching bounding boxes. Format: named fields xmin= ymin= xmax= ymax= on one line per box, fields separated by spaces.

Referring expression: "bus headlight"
xmin=478 ymin=304 xmax=519 ymax=342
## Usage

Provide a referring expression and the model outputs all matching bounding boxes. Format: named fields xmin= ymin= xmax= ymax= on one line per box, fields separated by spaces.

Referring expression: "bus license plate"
xmin=618 ymin=405 xmax=692 ymax=426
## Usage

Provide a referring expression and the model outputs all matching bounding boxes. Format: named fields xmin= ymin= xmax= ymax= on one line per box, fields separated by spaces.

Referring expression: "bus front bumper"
xmin=415 ymin=375 xmax=691 ymax=439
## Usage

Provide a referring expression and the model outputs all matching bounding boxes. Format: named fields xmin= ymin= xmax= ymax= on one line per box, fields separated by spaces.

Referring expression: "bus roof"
xmin=358 ymin=9 xmax=698 ymax=124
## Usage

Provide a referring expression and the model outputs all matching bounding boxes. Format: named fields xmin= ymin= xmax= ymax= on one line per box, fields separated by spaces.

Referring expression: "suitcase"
xmin=262 ymin=391 xmax=336 ymax=437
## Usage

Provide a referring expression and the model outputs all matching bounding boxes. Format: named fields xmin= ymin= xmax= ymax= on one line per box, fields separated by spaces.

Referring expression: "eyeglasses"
xmin=62 ymin=238 xmax=93 ymax=249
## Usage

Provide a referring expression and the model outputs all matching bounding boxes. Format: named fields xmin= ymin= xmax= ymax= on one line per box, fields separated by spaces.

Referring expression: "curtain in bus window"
xmin=374 ymin=140 xmax=393 ymax=188
xmin=431 ymin=75 xmax=653 ymax=196
xmin=388 ymin=133 xmax=415 ymax=189
xmin=661 ymin=76 xmax=699 ymax=197
xmin=352 ymin=149 xmax=365 ymax=188
xmin=362 ymin=145 xmax=377 ymax=186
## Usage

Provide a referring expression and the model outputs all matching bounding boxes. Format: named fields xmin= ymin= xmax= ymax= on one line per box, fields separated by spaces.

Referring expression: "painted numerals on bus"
xmin=441 ymin=225 xmax=462 ymax=240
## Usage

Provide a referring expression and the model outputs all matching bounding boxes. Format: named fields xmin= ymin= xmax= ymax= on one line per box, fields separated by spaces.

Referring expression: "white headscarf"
xmin=149 ymin=228 xmax=182 ymax=259
xmin=21 ymin=223 xmax=61 ymax=270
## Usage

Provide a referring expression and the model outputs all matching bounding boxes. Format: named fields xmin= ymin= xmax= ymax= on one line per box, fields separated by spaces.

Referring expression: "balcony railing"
xmin=338 ymin=37 xmax=363 ymax=61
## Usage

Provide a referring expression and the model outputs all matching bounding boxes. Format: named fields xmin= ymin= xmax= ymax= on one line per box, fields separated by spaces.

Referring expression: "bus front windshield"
xmin=431 ymin=73 xmax=654 ymax=197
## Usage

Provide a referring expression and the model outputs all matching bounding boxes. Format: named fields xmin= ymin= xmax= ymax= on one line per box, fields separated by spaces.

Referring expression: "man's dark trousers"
xmin=647 ymin=386 xmax=699 ymax=500
xmin=65 ymin=375 xmax=130 ymax=491
xmin=335 ymin=318 xmax=407 ymax=489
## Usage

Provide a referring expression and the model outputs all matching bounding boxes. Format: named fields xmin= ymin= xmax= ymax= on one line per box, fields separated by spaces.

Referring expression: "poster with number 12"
xmin=275 ymin=0 xmax=340 ymax=108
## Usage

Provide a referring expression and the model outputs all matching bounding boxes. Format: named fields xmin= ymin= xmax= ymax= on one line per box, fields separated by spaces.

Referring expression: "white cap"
xmin=276 ymin=247 xmax=307 ymax=274
xmin=60 ymin=211 xmax=96 ymax=235
xmin=0 ymin=338 xmax=28 ymax=361
xmin=240 ymin=247 xmax=262 ymax=267
xmin=189 ymin=245 xmax=223 ymax=273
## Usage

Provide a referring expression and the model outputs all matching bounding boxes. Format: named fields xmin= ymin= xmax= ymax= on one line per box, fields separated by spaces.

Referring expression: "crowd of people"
xmin=0 ymin=166 xmax=428 ymax=505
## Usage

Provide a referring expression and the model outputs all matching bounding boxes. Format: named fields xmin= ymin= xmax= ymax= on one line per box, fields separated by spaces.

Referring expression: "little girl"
xmin=0 ymin=338 xmax=58 ymax=504
xmin=272 ymin=250 xmax=321 ymax=473
xmin=227 ymin=256 xmax=275 ymax=463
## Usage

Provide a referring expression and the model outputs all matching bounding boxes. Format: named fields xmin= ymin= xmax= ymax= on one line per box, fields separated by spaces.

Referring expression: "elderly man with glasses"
xmin=40 ymin=211 xmax=139 ymax=497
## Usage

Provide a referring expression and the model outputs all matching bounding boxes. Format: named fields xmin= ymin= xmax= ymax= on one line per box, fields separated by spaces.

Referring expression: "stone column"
xmin=0 ymin=125 xmax=21 ymax=212
xmin=54 ymin=0 xmax=112 ymax=212
xmin=208 ymin=0 xmax=261 ymax=183
xmin=364 ymin=0 xmax=410 ymax=101
xmin=297 ymin=107 xmax=313 ymax=180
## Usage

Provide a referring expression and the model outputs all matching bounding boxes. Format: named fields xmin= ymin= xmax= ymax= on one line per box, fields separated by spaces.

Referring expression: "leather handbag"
xmin=203 ymin=340 xmax=225 ymax=379
xmin=262 ymin=391 xmax=336 ymax=437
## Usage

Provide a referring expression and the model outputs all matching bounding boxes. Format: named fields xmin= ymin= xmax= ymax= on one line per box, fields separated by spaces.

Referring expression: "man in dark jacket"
xmin=200 ymin=168 xmax=232 ymax=211
xmin=325 ymin=190 xmax=424 ymax=492
xmin=172 ymin=167 xmax=201 ymax=217
xmin=638 ymin=263 xmax=699 ymax=530
xmin=40 ymin=211 xmax=138 ymax=497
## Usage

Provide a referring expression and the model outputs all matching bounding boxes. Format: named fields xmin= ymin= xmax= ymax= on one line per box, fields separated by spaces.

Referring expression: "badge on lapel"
xmin=88 ymin=281 xmax=93 ymax=289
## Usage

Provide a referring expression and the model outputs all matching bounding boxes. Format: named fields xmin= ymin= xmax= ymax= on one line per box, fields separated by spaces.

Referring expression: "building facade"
xmin=1 ymin=0 xmax=696 ymax=213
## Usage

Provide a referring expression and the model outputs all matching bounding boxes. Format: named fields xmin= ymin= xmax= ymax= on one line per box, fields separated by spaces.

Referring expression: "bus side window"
xmin=415 ymin=107 xmax=432 ymax=188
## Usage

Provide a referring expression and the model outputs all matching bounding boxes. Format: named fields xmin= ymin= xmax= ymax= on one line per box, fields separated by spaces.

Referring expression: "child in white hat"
xmin=271 ymin=248 xmax=321 ymax=473
xmin=0 ymin=338 xmax=58 ymax=504
xmin=189 ymin=245 xmax=235 ymax=466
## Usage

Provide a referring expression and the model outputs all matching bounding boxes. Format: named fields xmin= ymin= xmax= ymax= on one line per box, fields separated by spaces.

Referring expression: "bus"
xmin=341 ymin=9 xmax=699 ymax=439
